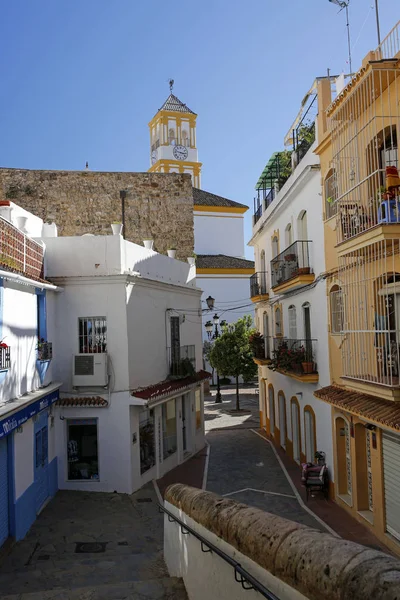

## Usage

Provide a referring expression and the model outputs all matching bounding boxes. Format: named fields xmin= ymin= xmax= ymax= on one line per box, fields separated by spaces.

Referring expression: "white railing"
xmin=376 ymin=20 xmax=400 ymax=60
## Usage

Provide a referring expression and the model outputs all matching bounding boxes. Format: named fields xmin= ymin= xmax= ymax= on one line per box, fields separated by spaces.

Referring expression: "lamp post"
xmin=205 ymin=312 xmax=226 ymax=404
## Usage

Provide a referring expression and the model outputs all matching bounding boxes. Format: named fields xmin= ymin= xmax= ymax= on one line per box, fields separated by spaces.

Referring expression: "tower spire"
xmin=169 ymin=79 xmax=174 ymax=93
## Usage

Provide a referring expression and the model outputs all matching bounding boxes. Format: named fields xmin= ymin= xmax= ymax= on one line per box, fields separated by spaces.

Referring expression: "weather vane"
xmin=168 ymin=79 xmax=174 ymax=93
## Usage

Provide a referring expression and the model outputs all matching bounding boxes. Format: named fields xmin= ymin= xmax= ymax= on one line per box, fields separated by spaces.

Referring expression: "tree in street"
xmin=209 ymin=315 xmax=257 ymax=410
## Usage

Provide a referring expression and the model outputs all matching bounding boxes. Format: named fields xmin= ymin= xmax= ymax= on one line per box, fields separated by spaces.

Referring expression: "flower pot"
xmin=111 ymin=223 xmax=123 ymax=236
xmin=167 ymin=249 xmax=176 ymax=259
xmin=302 ymin=362 xmax=314 ymax=374
xmin=15 ymin=216 xmax=28 ymax=233
xmin=143 ymin=239 xmax=154 ymax=250
xmin=187 ymin=257 xmax=196 ymax=266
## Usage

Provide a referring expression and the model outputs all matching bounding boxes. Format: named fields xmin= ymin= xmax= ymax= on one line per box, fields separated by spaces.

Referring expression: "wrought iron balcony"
xmin=0 ymin=216 xmax=44 ymax=280
xmin=270 ymin=338 xmax=318 ymax=380
xmin=0 ymin=345 xmax=11 ymax=370
xmin=250 ymin=333 xmax=273 ymax=365
xmin=168 ymin=345 xmax=196 ymax=378
xmin=270 ymin=241 xmax=312 ymax=289
xmin=37 ymin=341 xmax=53 ymax=361
xmin=250 ymin=272 xmax=269 ymax=300
xmin=253 ymin=202 xmax=262 ymax=225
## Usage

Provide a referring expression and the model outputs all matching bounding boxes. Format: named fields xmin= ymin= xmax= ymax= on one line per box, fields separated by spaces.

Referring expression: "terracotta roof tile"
xmin=56 ymin=396 xmax=108 ymax=408
xmin=196 ymin=254 xmax=254 ymax=270
xmin=314 ymin=385 xmax=400 ymax=431
xmin=132 ymin=370 xmax=211 ymax=403
xmin=193 ymin=188 xmax=248 ymax=209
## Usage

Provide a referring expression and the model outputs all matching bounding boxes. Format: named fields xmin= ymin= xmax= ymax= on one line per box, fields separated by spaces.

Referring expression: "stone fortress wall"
xmin=0 ymin=169 xmax=194 ymax=259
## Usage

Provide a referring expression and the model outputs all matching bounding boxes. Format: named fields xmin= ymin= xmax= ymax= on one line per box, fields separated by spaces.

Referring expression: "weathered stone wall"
xmin=166 ymin=484 xmax=400 ymax=600
xmin=0 ymin=169 xmax=194 ymax=259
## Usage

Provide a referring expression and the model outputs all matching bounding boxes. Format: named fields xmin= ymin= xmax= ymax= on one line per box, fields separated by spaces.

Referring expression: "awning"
xmin=132 ymin=370 xmax=211 ymax=405
xmin=56 ymin=396 xmax=108 ymax=408
xmin=314 ymin=385 xmax=400 ymax=431
xmin=255 ymin=152 xmax=281 ymax=189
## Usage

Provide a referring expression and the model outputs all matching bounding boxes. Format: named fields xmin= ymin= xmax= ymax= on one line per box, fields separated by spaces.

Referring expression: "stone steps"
xmin=1 ymin=576 xmax=188 ymax=600
xmin=0 ymin=551 xmax=169 ymax=595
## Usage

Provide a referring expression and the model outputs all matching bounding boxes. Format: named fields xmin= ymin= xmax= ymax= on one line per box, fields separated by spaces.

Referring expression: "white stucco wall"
xmin=164 ymin=501 xmax=308 ymax=600
xmin=194 ymin=212 xmax=245 ymax=256
xmin=1 ymin=282 xmax=40 ymax=402
xmin=13 ymin=419 xmax=34 ymax=500
xmin=126 ymin=280 xmax=202 ymax=389
xmin=249 ymin=145 xmax=333 ymax=476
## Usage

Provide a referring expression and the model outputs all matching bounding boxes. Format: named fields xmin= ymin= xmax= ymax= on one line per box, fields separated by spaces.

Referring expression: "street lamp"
xmin=205 ymin=312 xmax=223 ymax=403
xmin=206 ymin=296 xmax=215 ymax=310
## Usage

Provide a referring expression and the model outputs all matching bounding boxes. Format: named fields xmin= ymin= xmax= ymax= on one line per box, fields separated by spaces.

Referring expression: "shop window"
xmin=162 ymin=399 xmax=177 ymax=459
xmin=79 ymin=317 xmax=107 ymax=353
xmin=330 ymin=285 xmax=343 ymax=333
xmin=67 ymin=419 xmax=99 ymax=481
xmin=139 ymin=409 xmax=156 ymax=474
xmin=195 ymin=389 xmax=202 ymax=429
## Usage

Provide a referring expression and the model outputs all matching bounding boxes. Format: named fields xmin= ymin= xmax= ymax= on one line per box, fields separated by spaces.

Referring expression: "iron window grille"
xmin=78 ymin=317 xmax=107 ymax=354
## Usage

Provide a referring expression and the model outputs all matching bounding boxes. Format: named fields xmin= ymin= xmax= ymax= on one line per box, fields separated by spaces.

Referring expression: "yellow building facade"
xmin=315 ymin=21 xmax=400 ymax=555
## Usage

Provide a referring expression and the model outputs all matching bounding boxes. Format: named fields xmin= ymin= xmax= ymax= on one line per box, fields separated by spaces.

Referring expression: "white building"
xmin=0 ymin=203 xmax=207 ymax=549
xmin=0 ymin=202 xmax=62 ymax=548
xmin=148 ymin=89 xmax=254 ymax=340
xmin=248 ymin=79 xmax=334 ymax=481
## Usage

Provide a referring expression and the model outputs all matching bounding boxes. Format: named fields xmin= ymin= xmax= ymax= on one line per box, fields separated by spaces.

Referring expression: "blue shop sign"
xmin=0 ymin=389 xmax=59 ymax=439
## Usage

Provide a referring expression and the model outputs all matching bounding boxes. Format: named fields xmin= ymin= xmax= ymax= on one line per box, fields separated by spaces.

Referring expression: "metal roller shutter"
xmin=382 ymin=431 xmax=400 ymax=541
xmin=0 ymin=438 xmax=9 ymax=547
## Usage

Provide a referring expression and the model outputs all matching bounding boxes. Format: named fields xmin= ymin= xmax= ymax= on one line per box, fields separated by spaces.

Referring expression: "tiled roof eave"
xmin=56 ymin=396 xmax=109 ymax=408
xmin=131 ymin=370 xmax=211 ymax=404
xmin=314 ymin=385 xmax=400 ymax=431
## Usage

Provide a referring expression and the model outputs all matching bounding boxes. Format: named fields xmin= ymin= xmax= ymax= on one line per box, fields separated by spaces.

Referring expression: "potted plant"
xmin=111 ymin=222 xmax=123 ymax=236
xmin=167 ymin=248 xmax=176 ymax=259
xmin=187 ymin=252 xmax=196 ymax=266
xmin=143 ymin=239 xmax=154 ymax=250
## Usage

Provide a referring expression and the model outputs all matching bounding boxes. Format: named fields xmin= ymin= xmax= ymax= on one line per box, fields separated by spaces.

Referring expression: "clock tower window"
xmin=168 ymin=128 xmax=176 ymax=146
xmin=182 ymin=130 xmax=189 ymax=147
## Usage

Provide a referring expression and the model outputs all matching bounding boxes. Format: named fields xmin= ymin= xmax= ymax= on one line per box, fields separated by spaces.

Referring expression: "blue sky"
xmin=0 ymin=1 xmax=397 ymax=257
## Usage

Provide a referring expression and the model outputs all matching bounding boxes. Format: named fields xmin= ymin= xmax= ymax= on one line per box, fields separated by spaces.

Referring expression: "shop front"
xmin=0 ymin=384 xmax=60 ymax=547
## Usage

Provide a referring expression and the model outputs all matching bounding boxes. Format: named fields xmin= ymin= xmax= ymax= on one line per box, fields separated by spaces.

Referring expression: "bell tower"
xmin=148 ymin=80 xmax=202 ymax=188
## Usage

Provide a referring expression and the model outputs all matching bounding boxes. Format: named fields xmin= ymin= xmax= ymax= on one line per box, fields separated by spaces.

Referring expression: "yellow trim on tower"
xmin=196 ymin=268 xmax=255 ymax=275
xmin=194 ymin=204 xmax=247 ymax=214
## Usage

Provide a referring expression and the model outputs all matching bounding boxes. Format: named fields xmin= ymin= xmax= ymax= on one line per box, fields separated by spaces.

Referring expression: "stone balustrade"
xmin=165 ymin=483 xmax=400 ymax=600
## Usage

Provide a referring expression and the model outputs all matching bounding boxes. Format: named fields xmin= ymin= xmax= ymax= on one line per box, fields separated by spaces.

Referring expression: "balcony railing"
xmin=253 ymin=202 xmax=263 ymax=225
xmin=37 ymin=341 xmax=53 ymax=361
xmin=151 ymin=139 xmax=160 ymax=152
xmin=271 ymin=338 xmax=317 ymax=375
xmin=250 ymin=271 xmax=269 ymax=298
xmin=270 ymin=241 xmax=312 ymax=288
xmin=0 ymin=346 xmax=11 ymax=370
xmin=168 ymin=345 xmax=196 ymax=377
xmin=0 ymin=216 xmax=44 ymax=280
xmin=376 ymin=20 xmax=400 ymax=60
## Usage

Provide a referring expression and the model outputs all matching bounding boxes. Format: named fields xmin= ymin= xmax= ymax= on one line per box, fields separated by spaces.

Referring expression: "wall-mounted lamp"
xmin=59 ymin=415 xmax=65 ymax=421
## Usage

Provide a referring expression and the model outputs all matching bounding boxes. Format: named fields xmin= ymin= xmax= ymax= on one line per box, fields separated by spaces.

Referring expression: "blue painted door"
xmin=0 ymin=437 xmax=9 ymax=547
xmin=34 ymin=411 xmax=49 ymax=513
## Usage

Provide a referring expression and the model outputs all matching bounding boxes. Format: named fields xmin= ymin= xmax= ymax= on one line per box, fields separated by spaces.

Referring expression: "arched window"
xmin=275 ymin=307 xmax=282 ymax=336
xmin=304 ymin=407 xmax=316 ymax=463
xmin=182 ymin=130 xmax=189 ymax=147
xmin=288 ymin=305 xmax=297 ymax=339
xmin=278 ymin=391 xmax=287 ymax=450
xmin=291 ymin=397 xmax=302 ymax=464
xmin=168 ymin=128 xmax=176 ymax=145
xmin=298 ymin=210 xmax=308 ymax=240
xmin=268 ymin=385 xmax=275 ymax=438
xmin=285 ymin=223 xmax=293 ymax=248
xmin=263 ymin=312 xmax=270 ymax=359
xmin=330 ymin=285 xmax=343 ymax=333
xmin=272 ymin=236 xmax=279 ymax=258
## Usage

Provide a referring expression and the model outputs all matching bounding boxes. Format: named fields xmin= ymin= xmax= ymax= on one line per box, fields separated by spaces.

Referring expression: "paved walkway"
xmin=0 ymin=484 xmax=187 ymax=599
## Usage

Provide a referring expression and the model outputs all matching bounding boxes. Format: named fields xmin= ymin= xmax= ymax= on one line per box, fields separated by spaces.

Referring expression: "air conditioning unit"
xmin=72 ymin=354 xmax=108 ymax=387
